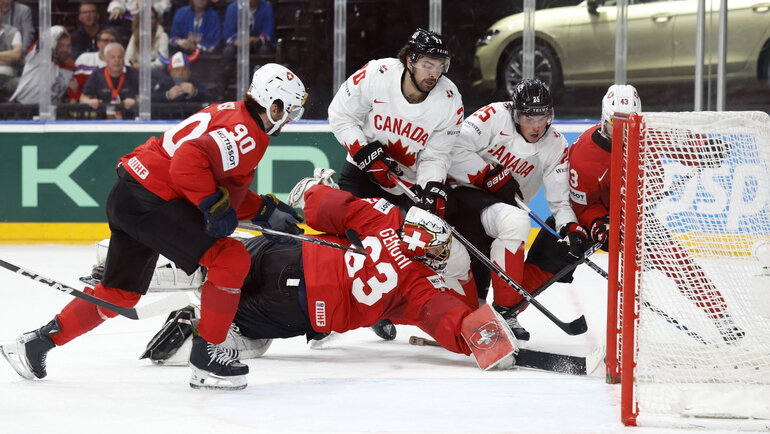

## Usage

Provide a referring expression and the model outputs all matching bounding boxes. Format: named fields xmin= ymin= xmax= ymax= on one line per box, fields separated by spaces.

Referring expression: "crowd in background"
xmin=0 ymin=0 xmax=275 ymax=118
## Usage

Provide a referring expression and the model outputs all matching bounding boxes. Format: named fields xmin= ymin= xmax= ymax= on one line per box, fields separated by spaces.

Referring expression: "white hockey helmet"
xmin=400 ymin=206 xmax=452 ymax=272
xmin=247 ymin=63 xmax=307 ymax=135
xmin=601 ymin=84 xmax=641 ymax=138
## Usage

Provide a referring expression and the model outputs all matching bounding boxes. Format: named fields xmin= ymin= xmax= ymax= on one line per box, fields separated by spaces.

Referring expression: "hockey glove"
xmin=416 ymin=181 xmax=451 ymax=218
xmin=558 ymin=222 xmax=588 ymax=258
xmin=198 ymin=187 xmax=239 ymax=238
xmin=590 ymin=216 xmax=610 ymax=252
xmin=482 ymin=165 xmax=522 ymax=206
xmin=352 ymin=141 xmax=403 ymax=188
xmin=252 ymin=194 xmax=304 ymax=244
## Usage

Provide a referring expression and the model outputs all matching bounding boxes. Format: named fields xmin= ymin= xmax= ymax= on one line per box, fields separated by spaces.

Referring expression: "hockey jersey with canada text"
xmin=301 ymin=185 xmax=473 ymax=355
xmin=328 ymin=57 xmax=464 ymax=192
xmin=448 ymin=101 xmax=576 ymax=229
xmin=119 ymin=100 xmax=270 ymax=220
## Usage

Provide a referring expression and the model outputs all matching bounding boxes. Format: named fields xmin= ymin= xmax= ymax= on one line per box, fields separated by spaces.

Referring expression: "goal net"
xmin=606 ymin=111 xmax=770 ymax=429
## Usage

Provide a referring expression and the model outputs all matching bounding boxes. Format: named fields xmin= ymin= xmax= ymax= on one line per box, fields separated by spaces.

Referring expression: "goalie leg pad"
xmin=461 ymin=304 xmax=519 ymax=371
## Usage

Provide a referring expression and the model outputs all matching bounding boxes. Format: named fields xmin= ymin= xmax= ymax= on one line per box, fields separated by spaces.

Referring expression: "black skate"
xmin=0 ymin=318 xmax=59 ymax=379
xmin=189 ymin=335 xmax=249 ymax=390
xmin=370 ymin=319 xmax=397 ymax=340
xmin=493 ymin=303 xmax=530 ymax=341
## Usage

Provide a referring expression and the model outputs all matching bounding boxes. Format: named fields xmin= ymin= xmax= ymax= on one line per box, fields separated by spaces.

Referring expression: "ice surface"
xmin=0 ymin=245 xmax=742 ymax=433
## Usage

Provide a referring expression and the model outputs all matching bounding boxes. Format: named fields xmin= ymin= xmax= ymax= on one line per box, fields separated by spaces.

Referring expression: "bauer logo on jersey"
xmin=468 ymin=321 xmax=503 ymax=350
xmin=569 ymin=187 xmax=587 ymax=205
xmin=373 ymin=198 xmax=394 ymax=214
xmin=315 ymin=301 xmax=326 ymax=327
xmin=210 ymin=128 xmax=239 ymax=171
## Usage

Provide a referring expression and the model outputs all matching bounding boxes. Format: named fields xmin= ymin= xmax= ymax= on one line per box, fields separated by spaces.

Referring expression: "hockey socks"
xmin=490 ymin=241 xmax=525 ymax=307
xmin=52 ymin=283 xmax=140 ymax=346
xmin=197 ymin=281 xmax=241 ymax=344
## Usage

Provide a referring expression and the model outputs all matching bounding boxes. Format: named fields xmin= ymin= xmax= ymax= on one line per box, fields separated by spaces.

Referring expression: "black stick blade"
xmin=567 ymin=315 xmax=588 ymax=335
xmin=345 ymin=229 xmax=368 ymax=255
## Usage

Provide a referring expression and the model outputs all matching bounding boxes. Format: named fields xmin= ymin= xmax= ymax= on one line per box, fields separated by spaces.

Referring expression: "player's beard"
xmin=418 ymin=78 xmax=437 ymax=93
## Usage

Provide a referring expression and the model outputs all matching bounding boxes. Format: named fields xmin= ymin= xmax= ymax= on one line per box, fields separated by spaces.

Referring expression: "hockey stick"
xmin=0 ymin=259 xmax=190 ymax=320
xmin=237 ymin=223 xmax=367 ymax=255
xmin=408 ymin=336 xmax=603 ymax=375
xmin=640 ymin=301 xmax=708 ymax=345
xmin=390 ymin=174 xmax=587 ymax=336
xmin=514 ymin=197 xmax=609 ymax=279
xmin=499 ymin=242 xmax=603 ymax=319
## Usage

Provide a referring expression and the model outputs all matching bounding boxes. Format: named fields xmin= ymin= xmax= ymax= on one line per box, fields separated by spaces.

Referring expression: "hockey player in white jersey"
xmin=446 ymin=79 xmax=588 ymax=340
xmin=328 ymin=28 xmax=466 ymax=340
xmin=328 ymin=27 xmax=463 ymax=217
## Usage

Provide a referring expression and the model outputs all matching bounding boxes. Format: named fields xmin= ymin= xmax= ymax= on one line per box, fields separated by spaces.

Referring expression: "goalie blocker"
xmin=460 ymin=304 xmax=519 ymax=370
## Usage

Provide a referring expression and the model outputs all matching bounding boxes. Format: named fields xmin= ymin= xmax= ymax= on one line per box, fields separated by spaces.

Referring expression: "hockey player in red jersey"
xmin=1 ymin=63 xmax=308 ymax=389
xmin=445 ymin=79 xmax=587 ymax=341
xmin=328 ymin=28 xmax=466 ymax=339
xmin=568 ymin=84 xmax=743 ymax=343
xmin=144 ymin=183 xmax=520 ymax=372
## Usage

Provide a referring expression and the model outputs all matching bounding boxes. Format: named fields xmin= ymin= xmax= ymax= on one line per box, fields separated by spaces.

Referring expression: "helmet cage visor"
xmin=409 ymin=55 xmax=450 ymax=73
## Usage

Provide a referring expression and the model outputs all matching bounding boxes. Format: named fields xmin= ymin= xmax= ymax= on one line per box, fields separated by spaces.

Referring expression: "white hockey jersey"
xmin=448 ymin=102 xmax=576 ymax=229
xmin=328 ymin=58 xmax=464 ymax=192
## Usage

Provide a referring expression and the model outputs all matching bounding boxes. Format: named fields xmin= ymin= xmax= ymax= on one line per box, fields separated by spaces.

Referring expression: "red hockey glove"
xmin=198 ymin=187 xmax=238 ymax=238
xmin=590 ymin=216 xmax=610 ymax=252
xmin=416 ymin=181 xmax=451 ymax=218
xmin=558 ymin=222 xmax=588 ymax=258
xmin=482 ymin=165 xmax=522 ymax=206
xmin=352 ymin=141 xmax=403 ymax=188
xmin=252 ymin=194 xmax=304 ymax=244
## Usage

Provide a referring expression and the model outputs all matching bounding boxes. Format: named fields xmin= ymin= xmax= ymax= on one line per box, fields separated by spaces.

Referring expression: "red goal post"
xmin=606 ymin=111 xmax=770 ymax=429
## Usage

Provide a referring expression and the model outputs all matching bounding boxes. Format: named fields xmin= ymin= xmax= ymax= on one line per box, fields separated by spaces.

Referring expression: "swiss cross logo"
xmin=287 ymin=71 xmax=294 ymax=80
xmin=402 ymin=229 xmax=427 ymax=252
xmin=468 ymin=321 xmax=501 ymax=350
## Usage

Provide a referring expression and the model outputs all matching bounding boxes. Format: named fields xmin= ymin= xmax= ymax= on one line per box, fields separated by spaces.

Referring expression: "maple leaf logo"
xmin=385 ymin=139 xmax=416 ymax=166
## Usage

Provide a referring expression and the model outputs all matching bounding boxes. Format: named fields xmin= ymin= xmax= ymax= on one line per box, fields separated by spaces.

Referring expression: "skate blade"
xmin=188 ymin=366 xmax=247 ymax=390
xmin=0 ymin=342 xmax=36 ymax=380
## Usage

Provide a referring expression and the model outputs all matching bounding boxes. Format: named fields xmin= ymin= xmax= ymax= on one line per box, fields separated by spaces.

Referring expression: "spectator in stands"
xmin=80 ymin=42 xmax=138 ymax=114
xmin=0 ymin=0 xmax=33 ymax=54
xmin=70 ymin=2 xmax=103 ymax=60
xmin=222 ymin=0 xmax=275 ymax=55
xmin=69 ymin=29 xmax=118 ymax=103
xmin=0 ymin=5 xmax=22 ymax=101
xmin=108 ymin=0 xmax=171 ymax=22
xmin=152 ymin=50 xmax=210 ymax=103
xmin=125 ymin=8 xmax=169 ymax=70
xmin=107 ymin=0 xmax=171 ymax=45
xmin=10 ymin=26 xmax=74 ymax=104
xmin=170 ymin=0 xmax=221 ymax=54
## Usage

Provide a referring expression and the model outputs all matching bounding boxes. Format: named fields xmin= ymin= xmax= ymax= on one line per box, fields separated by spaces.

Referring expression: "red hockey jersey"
xmin=119 ymin=100 xmax=269 ymax=219
xmin=567 ymin=125 xmax=611 ymax=229
xmin=301 ymin=186 xmax=473 ymax=354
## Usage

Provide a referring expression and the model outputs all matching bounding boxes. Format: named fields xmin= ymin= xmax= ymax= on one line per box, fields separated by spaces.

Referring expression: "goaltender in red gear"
xmin=2 ymin=63 xmax=308 ymax=390
xmin=160 ymin=184 xmax=518 ymax=371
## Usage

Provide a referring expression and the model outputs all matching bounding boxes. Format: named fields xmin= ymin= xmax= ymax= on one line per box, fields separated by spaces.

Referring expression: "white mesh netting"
xmin=629 ymin=111 xmax=770 ymax=426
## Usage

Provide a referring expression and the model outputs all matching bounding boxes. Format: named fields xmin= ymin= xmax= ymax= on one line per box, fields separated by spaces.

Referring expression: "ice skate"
xmin=1 ymin=318 xmax=59 ymax=379
xmin=287 ymin=168 xmax=338 ymax=207
xmin=493 ymin=303 xmax=530 ymax=341
xmin=370 ymin=319 xmax=397 ymax=340
xmin=715 ymin=316 xmax=745 ymax=344
xmin=221 ymin=323 xmax=272 ymax=360
xmin=189 ymin=335 xmax=249 ymax=390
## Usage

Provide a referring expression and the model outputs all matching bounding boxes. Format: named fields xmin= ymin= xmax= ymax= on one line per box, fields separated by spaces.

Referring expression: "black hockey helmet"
xmin=407 ymin=28 xmax=450 ymax=63
xmin=511 ymin=79 xmax=554 ymax=137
